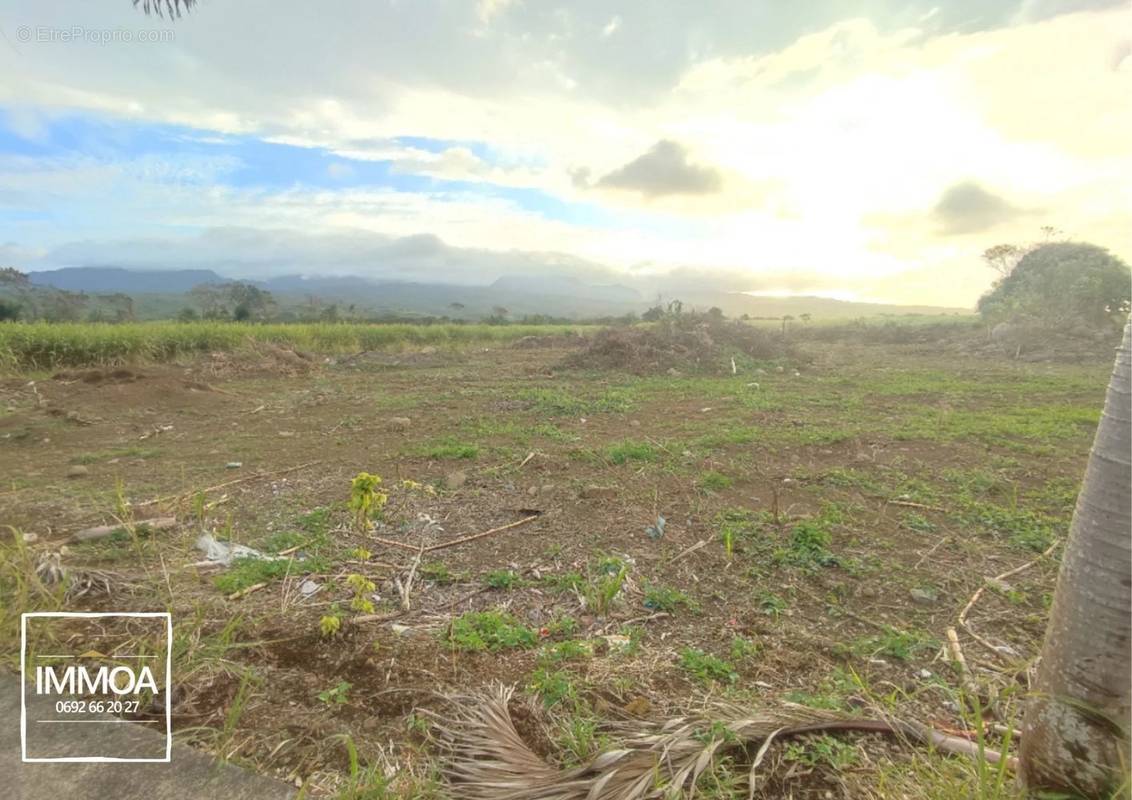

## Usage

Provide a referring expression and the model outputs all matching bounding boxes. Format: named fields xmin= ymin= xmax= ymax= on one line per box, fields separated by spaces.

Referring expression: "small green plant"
xmin=583 ymin=563 xmax=628 ymax=615
xmin=348 ymin=472 xmax=387 ymax=532
xmin=446 ymin=611 xmax=537 ymax=652
xmin=345 ymin=573 xmax=376 ymax=613
xmin=541 ymin=571 xmax=585 ymax=592
xmin=642 ymin=583 xmax=697 ymax=613
xmin=423 ymin=437 xmax=479 ymax=460
xmin=698 ymin=470 xmax=733 ymax=492
xmin=784 ymin=733 xmax=858 ymax=770
xmin=528 ymin=667 xmax=577 ymax=707
xmin=540 ymin=639 xmax=590 ymax=662
xmin=350 ymin=547 xmax=372 ymax=561
xmin=679 ymin=647 xmax=737 ymax=685
xmin=420 ymin=561 xmax=454 ymax=583
xmin=319 ymin=613 xmax=342 ymax=638
xmin=484 ymin=569 xmax=521 ymax=590
xmin=715 ymin=508 xmax=761 ymax=559
xmin=756 ymin=590 xmax=788 ymax=618
xmin=852 ymin=627 xmax=935 ymax=661
xmin=775 ymin=520 xmax=837 ymax=571
xmin=729 ymin=635 xmax=759 ymax=662
xmin=317 ymin=680 xmax=352 ymax=706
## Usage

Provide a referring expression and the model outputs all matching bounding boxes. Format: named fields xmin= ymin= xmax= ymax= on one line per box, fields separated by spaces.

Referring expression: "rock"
xmin=65 ymin=465 xmax=89 ymax=478
xmin=539 ymin=484 xmax=555 ymax=495
xmin=681 ymin=450 xmax=693 ymax=458
xmin=623 ymin=696 xmax=651 ymax=716
xmin=445 ymin=470 xmax=467 ymax=490
xmin=629 ymin=419 xmax=641 ymax=427
xmin=278 ymin=431 xmax=296 ymax=438
xmin=580 ymin=485 xmax=617 ymax=500
xmin=388 ymin=417 xmax=412 ymax=430
xmin=527 ymin=485 xmax=538 ymax=497
xmin=666 ymin=367 xmax=681 ymax=377
xmin=225 ymin=461 xmax=242 ymax=469
xmin=22 ymin=533 xmax=37 ymax=544
xmin=775 ymin=365 xmax=785 ymax=373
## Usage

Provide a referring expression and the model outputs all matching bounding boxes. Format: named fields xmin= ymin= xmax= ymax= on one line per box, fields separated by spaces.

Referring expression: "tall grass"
xmin=0 ymin=321 xmax=593 ymax=371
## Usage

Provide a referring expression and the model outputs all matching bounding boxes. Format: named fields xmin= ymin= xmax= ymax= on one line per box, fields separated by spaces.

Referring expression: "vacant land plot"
xmin=0 ymin=330 xmax=1112 ymax=797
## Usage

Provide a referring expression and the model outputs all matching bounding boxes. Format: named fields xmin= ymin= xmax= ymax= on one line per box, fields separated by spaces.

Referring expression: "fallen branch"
xmin=137 ymin=460 xmax=323 ymax=507
xmin=423 ymin=513 xmax=539 ymax=553
xmin=946 ymin=626 xmax=981 ymax=702
xmin=227 ymin=582 xmax=268 ymax=601
xmin=399 ymin=543 xmax=427 ymax=611
xmin=667 ymin=539 xmax=707 ymax=565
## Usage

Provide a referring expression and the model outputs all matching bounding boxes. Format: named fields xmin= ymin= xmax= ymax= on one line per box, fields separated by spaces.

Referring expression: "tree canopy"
xmin=977 ymin=242 xmax=1131 ymax=329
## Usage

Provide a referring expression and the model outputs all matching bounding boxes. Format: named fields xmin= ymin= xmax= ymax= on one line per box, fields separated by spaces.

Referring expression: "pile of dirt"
xmin=52 ymin=368 xmax=144 ymax=385
xmin=562 ymin=315 xmax=793 ymax=375
xmin=196 ymin=341 xmax=317 ymax=378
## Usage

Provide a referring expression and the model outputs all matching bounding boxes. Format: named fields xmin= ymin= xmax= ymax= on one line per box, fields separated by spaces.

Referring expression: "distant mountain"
xmin=29 ymin=267 xmax=225 ymax=293
xmin=20 ymin=266 xmax=971 ymax=320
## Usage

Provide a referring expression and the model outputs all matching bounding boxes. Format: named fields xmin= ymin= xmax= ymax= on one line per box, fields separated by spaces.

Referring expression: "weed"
xmin=540 ymin=640 xmax=591 ymax=662
xmin=422 ymin=437 xmax=479 ymax=460
xmin=319 ymin=613 xmax=342 ymax=638
xmin=529 ymin=667 xmax=578 ymax=708
xmin=605 ymin=440 xmax=658 ymax=464
xmin=318 ymin=680 xmax=352 ymax=706
xmin=784 ymin=734 xmax=858 ymax=770
xmin=852 ymin=627 xmax=936 ymax=661
xmin=582 ymin=561 xmax=628 ymax=615
xmin=756 ymin=590 xmax=788 ymax=618
xmin=484 ymin=569 xmax=521 ymax=590
xmin=679 ymin=647 xmax=737 ymax=685
xmin=213 ymin=556 xmax=322 ymax=595
xmin=420 ymin=561 xmax=455 ymax=584
xmin=775 ymin=520 xmax=837 ymax=571
xmin=541 ymin=571 xmax=585 ymax=592
xmin=446 ymin=611 xmax=537 ymax=652
xmin=697 ymin=470 xmax=733 ymax=492
xmin=729 ymin=636 xmax=759 ymax=662
xmin=642 ymin=583 xmax=697 ymax=613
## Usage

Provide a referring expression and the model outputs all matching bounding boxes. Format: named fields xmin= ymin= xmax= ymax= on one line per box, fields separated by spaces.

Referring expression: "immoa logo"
xmin=36 ymin=664 xmax=160 ymax=696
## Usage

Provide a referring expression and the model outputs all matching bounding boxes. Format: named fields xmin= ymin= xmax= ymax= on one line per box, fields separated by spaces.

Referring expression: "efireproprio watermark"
xmin=15 ymin=26 xmax=175 ymax=45
xmin=21 ymin=612 xmax=173 ymax=763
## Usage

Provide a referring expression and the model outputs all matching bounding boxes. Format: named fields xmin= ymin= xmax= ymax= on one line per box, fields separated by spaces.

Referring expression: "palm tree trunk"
xmin=1019 ymin=320 xmax=1131 ymax=795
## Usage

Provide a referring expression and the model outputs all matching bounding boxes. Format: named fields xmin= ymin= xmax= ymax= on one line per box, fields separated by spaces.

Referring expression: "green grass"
xmin=679 ymin=647 xmax=737 ymax=685
xmin=642 ymin=583 xmax=697 ymax=613
xmin=775 ymin=519 xmax=837 ymax=571
xmin=0 ymin=320 xmax=595 ymax=371
xmin=484 ymin=569 xmax=521 ymax=590
xmin=213 ymin=555 xmax=324 ymax=595
xmin=528 ymin=667 xmax=578 ymax=707
xmin=418 ymin=437 xmax=479 ymax=460
xmin=605 ymin=440 xmax=659 ymax=464
xmin=851 ymin=627 xmax=936 ymax=661
xmin=697 ymin=470 xmax=733 ymax=492
xmin=519 ymin=387 xmax=635 ymax=416
xmin=445 ymin=611 xmax=537 ymax=652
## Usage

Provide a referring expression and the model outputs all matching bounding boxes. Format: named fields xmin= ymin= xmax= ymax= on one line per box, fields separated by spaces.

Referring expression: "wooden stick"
xmin=667 ymin=539 xmax=707 ymax=564
xmin=228 ymin=582 xmax=267 ymax=600
xmin=136 ymin=460 xmax=323 ymax=507
xmin=400 ymin=543 xmax=426 ymax=611
xmin=959 ymin=540 xmax=1060 ymax=625
xmin=887 ymin=499 xmax=946 ymax=512
xmin=946 ymin=626 xmax=980 ymax=702
xmin=423 ymin=514 xmax=539 ymax=553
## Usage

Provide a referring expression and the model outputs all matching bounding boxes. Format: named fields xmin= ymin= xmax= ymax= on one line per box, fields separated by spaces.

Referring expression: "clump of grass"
xmin=851 ymin=627 xmax=936 ymax=661
xmin=697 ymin=470 xmax=733 ymax=492
xmin=582 ymin=557 xmax=628 ymax=615
xmin=715 ymin=508 xmax=763 ymax=559
xmin=679 ymin=647 xmax=737 ymax=685
xmin=422 ymin=437 xmax=479 ymax=460
xmin=540 ymin=571 xmax=585 ymax=592
xmin=213 ymin=555 xmax=324 ymax=595
xmin=775 ymin=520 xmax=837 ymax=571
xmin=784 ymin=734 xmax=858 ymax=770
xmin=484 ymin=569 xmax=521 ymax=590
xmin=317 ymin=680 xmax=351 ymax=706
xmin=420 ymin=561 xmax=455 ymax=583
xmin=445 ymin=611 xmax=536 ymax=652
xmin=756 ymin=590 xmax=788 ymax=618
xmin=528 ymin=667 xmax=578 ymax=708
xmin=605 ymin=440 xmax=658 ymax=464
xmin=520 ymin=387 xmax=635 ymax=416
xmin=729 ymin=635 xmax=759 ymax=662
xmin=643 ymin=583 xmax=697 ymax=613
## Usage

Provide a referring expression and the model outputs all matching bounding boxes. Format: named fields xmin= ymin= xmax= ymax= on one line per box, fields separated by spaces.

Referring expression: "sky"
xmin=0 ymin=0 xmax=1129 ymax=307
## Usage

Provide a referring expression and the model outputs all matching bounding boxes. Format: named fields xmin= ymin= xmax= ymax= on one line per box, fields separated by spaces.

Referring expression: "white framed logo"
xmin=21 ymin=611 xmax=173 ymax=762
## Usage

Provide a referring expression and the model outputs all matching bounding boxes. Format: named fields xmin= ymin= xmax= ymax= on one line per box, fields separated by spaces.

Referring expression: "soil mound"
xmin=563 ymin=315 xmax=792 ymax=375
xmin=198 ymin=341 xmax=317 ymax=378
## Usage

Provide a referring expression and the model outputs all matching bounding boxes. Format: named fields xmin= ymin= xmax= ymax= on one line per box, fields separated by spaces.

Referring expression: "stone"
xmin=65 ymin=465 xmax=89 ymax=478
xmin=909 ymin=586 xmax=939 ymax=605
xmin=445 ymin=470 xmax=467 ymax=490
xmin=388 ymin=417 xmax=412 ymax=430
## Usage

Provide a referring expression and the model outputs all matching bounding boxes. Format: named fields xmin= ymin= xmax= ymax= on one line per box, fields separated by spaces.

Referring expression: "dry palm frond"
xmin=35 ymin=551 xmax=125 ymax=599
xmin=424 ymin=685 xmax=1013 ymax=800
xmin=133 ymin=0 xmax=196 ymax=18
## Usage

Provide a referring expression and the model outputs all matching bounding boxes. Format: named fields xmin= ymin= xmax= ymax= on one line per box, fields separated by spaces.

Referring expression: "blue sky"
xmin=0 ymin=0 xmax=1128 ymax=304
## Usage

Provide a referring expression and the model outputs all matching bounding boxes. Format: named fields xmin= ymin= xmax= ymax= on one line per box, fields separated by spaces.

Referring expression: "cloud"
xmin=595 ymin=140 xmax=723 ymax=197
xmin=931 ymin=181 xmax=1030 ymax=235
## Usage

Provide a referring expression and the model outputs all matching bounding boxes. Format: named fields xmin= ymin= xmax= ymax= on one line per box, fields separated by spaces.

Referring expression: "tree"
xmin=977 ymin=242 xmax=1131 ymax=329
xmin=0 ymin=298 xmax=20 ymax=321
xmin=1019 ymin=320 xmax=1131 ymax=795
xmin=982 ymin=244 xmax=1025 ymax=278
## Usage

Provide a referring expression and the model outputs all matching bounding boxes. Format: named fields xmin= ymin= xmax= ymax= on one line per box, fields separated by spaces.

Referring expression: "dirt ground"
xmin=0 ymin=337 xmax=1113 ymax=797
